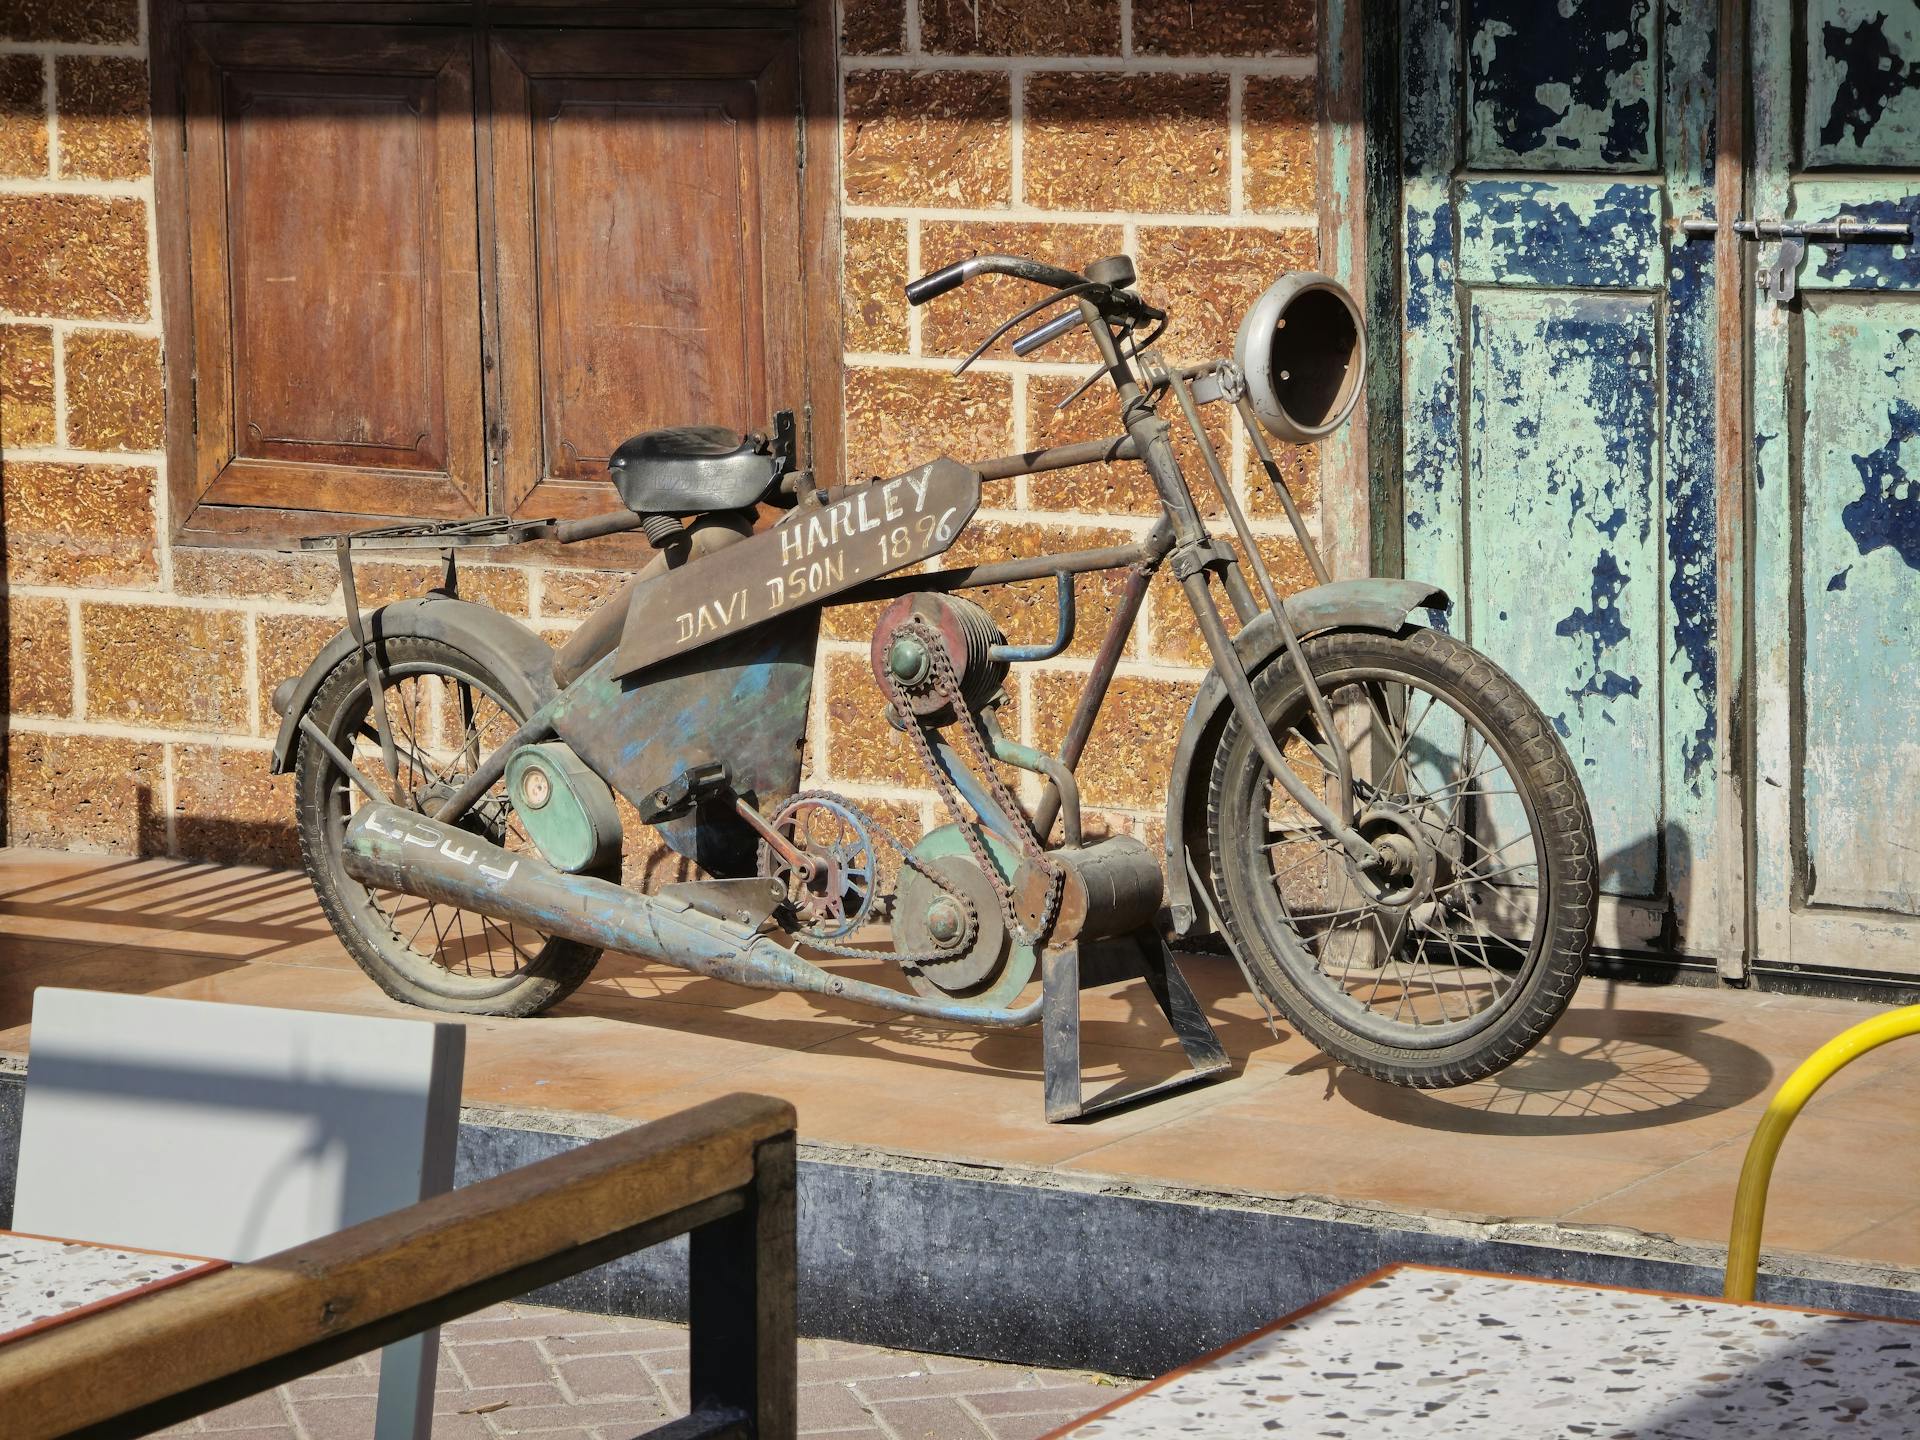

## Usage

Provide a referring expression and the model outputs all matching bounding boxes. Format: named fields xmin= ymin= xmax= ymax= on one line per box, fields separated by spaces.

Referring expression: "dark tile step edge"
xmin=5 ymin=1071 xmax=1917 ymax=1377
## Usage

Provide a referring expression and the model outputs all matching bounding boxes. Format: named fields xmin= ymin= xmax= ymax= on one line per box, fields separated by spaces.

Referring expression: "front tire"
xmin=1206 ymin=627 xmax=1595 ymax=1087
xmin=294 ymin=634 xmax=604 ymax=1017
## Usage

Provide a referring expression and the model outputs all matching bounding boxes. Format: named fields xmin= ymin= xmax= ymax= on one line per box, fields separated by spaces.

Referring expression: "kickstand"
xmin=1041 ymin=929 xmax=1232 ymax=1123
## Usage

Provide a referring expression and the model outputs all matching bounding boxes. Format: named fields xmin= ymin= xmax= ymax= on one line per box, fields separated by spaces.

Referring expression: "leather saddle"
xmin=609 ymin=426 xmax=785 ymax=516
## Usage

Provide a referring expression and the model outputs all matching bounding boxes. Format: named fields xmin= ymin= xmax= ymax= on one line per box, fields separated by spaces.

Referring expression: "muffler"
xmin=338 ymin=802 xmax=1045 ymax=1026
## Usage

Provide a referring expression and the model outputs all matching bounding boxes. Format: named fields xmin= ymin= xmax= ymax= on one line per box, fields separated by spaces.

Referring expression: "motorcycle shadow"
xmin=570 ymin=946 xmax=1290 ymax=1081
xmin=1328 ymin=984 xmax=1775 ymax=1137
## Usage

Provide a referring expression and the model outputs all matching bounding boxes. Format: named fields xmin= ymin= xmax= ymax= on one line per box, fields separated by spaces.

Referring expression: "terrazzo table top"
xmin=1049 ymin=1264 xmax=1920 ymax=1438
xmin=0 ymin=1231 xmax=227 ymax=1345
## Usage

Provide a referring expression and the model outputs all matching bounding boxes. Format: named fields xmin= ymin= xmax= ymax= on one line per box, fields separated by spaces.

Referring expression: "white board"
xmin=13 ymin=988 xmax=465 ymax=1438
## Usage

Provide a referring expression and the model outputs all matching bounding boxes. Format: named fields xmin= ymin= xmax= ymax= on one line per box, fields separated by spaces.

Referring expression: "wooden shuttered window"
xmin=155 ymin=4 xmax=833 ymax=548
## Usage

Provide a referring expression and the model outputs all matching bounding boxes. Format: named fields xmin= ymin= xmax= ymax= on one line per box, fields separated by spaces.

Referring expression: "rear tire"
xmin=294 ymin=635 xmax=603 ymax=1017
xmin=1206 ymin=627 xmax=1595 ymax=1087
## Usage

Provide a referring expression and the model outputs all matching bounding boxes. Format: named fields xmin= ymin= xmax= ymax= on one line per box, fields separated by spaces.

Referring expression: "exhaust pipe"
xmin=338 ymin=802 xmax=1044 ymax=1026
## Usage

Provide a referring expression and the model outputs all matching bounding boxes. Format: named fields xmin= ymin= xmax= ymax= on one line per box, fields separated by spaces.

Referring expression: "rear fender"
xmin=267 ymin=597 xmax=556 ymax=774
xmin=1163 ymin=578 xmax=1449 ymax=936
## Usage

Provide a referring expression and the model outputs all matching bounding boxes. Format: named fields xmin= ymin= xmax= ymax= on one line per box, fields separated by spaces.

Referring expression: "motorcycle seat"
xmin=609 ymin=426 xmax=784 ymax=515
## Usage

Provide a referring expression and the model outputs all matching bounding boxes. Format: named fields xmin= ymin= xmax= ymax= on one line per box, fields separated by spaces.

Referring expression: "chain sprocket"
xmin=882 ymin=615 xmax=1063 ymax=948
xmin=755 ymin=789 xmax=979 ymax=967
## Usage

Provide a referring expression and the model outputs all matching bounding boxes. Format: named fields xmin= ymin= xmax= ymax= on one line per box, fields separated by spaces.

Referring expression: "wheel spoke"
xmin=1240 ymin=654 xmax=1562 ymax=1040
xmin=315 ymin=657 xmax=567 ymax=991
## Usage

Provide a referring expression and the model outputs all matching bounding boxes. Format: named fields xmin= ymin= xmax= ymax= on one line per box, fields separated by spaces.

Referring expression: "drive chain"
xmin=884 ymin=617 xmax=1063 ymax=949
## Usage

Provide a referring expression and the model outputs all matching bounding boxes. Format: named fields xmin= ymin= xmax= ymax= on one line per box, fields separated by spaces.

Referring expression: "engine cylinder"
xmin=870 ymin=592 xmax=1008 ymax=722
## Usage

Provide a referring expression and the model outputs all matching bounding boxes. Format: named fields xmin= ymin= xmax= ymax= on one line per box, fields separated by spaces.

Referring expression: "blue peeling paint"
xmin=1570 ymin=670 xmax=1643 ymax=702
xmin=1663 ymin=236 xmax=1717 ymax=787
xmin=1555 ymin=550 xmax=1631 ymax=657
xmin=1828 ymin=566 xmax=1851 ymax=592
xmin=1558 ymin=556 xmax=1642 ymax=723
xmin=1532 ymin=301 xmax=1652 ymax=546
xmin=1842 ymin=397 xmax=1920 ymax=570
xmin=1466 ymin=0 xmax=1654 ymax=167
xmin=1457 ymin=180 xmax=1663 ymax=289
xmin=1809 ymin=197 xmax=1920 ymax=291
xmin=1819 ymin=11 xmax=1920 ymax=149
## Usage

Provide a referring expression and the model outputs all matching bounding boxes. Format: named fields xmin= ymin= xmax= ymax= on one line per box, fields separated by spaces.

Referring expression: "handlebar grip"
xmin=905 ymin=261 xmax=971 ymax=306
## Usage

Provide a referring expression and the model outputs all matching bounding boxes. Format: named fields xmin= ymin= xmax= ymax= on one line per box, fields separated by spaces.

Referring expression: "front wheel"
xmin=1206 ymin=627 xmax=1596 ymax=1087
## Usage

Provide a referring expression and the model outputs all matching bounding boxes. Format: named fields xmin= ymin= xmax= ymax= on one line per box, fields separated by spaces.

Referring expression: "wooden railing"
xmin=0 ymin=1092 xmax=797 ymax=1440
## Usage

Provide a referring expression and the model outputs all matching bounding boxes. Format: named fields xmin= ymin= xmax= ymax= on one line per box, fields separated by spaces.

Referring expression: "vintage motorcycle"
xmin=271 ymin=253 xmax=1597 ymax=1120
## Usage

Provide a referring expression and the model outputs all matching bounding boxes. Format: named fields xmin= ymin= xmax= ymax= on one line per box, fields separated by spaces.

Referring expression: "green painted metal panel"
xmin=1456 ymin=180 xmax=1664 ymax=289
xmin=1800 ymin=305 xmax=1920 ymax=915
xmin=1401 ymin=0 xmax=1722 ymax=939
xmin=1467 ymin=291 xmax=1662 ymax=893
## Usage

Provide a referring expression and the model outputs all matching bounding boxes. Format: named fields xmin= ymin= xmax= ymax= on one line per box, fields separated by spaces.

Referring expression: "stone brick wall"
xmin=0 ymin=0 xmax=1325 ymax=875
xmin=818 ymin=0 xmax=1323 ymax=853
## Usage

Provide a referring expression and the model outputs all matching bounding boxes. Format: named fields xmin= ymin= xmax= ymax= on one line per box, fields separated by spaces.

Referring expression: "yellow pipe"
xmin=1724 ymin=1003 xmax=1920 ymax=1302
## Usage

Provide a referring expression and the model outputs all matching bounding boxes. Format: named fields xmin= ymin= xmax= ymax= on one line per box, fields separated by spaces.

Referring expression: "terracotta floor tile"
xmin=623 ymin=1025 xmax=1240 ymax=1167
xmin=1562 ymin=1132 xmax=1919 ymax=1257
xmin=1838 ymin=1206 xmax=1920 ymax=1270
xmin=0 ymin=949 xmax=252 ymax=1049
xmin=3 ymin=847 xmax=1916 ymax=1274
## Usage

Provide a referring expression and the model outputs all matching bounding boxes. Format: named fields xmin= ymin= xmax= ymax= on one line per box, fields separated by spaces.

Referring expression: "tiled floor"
xmin=161 ymin=1301 xmax=1118 ymax=1440
xmin=2 ymin=848 xmax=1917 ymax=1271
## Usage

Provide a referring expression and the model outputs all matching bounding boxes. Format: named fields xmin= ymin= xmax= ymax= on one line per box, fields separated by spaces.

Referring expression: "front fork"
xmin=1076 ymin=298 xmax=1380 ymax=869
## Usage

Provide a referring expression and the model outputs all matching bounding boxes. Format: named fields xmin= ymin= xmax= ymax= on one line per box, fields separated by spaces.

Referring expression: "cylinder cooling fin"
xmin=870 ymin=592 xmax=1009 ymax=721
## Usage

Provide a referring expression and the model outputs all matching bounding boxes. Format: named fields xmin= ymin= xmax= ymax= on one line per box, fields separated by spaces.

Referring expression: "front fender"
xmin=267 ymin=596 xmax=556 ymax=774
xmin=1162 ymin=578 xmax=1449 ymax=936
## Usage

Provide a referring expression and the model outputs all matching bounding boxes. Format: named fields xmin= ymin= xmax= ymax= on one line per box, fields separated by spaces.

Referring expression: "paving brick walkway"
xmin=154 ymin=1303 xmax=1125 ymax=1440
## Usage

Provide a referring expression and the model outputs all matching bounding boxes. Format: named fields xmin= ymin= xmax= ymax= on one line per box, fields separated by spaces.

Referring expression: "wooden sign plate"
xmin=613 ymin=457 xmax=982 ymax=678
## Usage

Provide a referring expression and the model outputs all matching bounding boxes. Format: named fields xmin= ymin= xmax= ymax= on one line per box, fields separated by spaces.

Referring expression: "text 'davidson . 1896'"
xmin=611 ymin=457 xmax=983 ymax=677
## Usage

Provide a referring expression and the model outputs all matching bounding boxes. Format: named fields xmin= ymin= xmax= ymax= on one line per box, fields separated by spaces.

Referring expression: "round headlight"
xmin=1233 ymin=272 xmax=1366 ymax=445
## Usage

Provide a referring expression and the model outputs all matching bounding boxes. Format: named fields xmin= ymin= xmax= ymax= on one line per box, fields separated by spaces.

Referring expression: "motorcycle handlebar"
xmin=904 ymin=253 xmax=1090 ymax=304
xmin=903 ymin=252 xmax=1168 ymax=365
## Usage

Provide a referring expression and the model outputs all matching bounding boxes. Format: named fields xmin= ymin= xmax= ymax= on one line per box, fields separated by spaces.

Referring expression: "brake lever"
xmin=1011 ymin=309 xmax=1082 ymax=357
xmin=952 ymin=280 xmax=1101 ymax=375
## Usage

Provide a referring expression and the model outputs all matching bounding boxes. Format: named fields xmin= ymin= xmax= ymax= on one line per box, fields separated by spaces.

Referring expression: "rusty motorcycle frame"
xmin=272 ymin=253 xmax=1598 ymax=1121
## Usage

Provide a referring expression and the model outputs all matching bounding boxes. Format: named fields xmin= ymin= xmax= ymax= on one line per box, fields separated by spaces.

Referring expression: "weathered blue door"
xmin=1399 ymin=0 xmax=1726 ymax=955
xmin=1750 ymin=0 xmax=1920 ymax=974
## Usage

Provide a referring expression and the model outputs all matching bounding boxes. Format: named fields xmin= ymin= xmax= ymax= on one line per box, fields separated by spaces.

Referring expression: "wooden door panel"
xmin=228 ymin=79 xmax=446 ymax=473
xmin=532 ymin=78 xmax=763 ymax=480
xmin=181 ymin=24 xmax=485 ymax=522
xmin=1799 ymin=301 xmax=1920 ymax=916
xmin=1802 ymin=1 xmax=1920 ymax=169
xmin=1464 ymin=290 xmax=1662 ymax=897
xmin=1462 ymin=0 xmax=1659 ymax=171
xmin=489 ymin=29 xmax=802 ymax=520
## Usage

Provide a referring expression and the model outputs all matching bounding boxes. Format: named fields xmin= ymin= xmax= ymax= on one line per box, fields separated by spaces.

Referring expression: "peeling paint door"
xmin=1750 ymin=0 xmax=1920 ymax=975
xmin=1400 ymin=0 xmax=1724 ymax=954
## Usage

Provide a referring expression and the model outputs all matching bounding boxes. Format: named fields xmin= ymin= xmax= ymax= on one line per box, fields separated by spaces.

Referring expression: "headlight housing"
xmin=1232 ymin=272 xmax=1366 ymax=445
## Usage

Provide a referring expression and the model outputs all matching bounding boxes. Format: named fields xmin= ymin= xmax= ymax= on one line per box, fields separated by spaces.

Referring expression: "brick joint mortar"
xmin=1 ymin=0 xmax=1333 ymax=871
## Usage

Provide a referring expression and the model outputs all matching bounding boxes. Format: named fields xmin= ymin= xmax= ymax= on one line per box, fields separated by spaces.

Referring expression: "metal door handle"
xmin=1678 ymin=216 xmax=1913 ymax=243
xmin=1677 ymin=215 xmax=1912 ymax=305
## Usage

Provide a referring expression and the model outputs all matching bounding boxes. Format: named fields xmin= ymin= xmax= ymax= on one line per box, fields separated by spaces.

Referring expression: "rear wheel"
xmin=1206 ymin=627 xmax=1595 ymax=1086
xmin=294 ymin=635 xmax=603 ymax=1016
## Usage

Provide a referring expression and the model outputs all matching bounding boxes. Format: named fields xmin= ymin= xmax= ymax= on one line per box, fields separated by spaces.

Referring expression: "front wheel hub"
xmin=1346 ymin=805 xmax=1437 ymax=911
